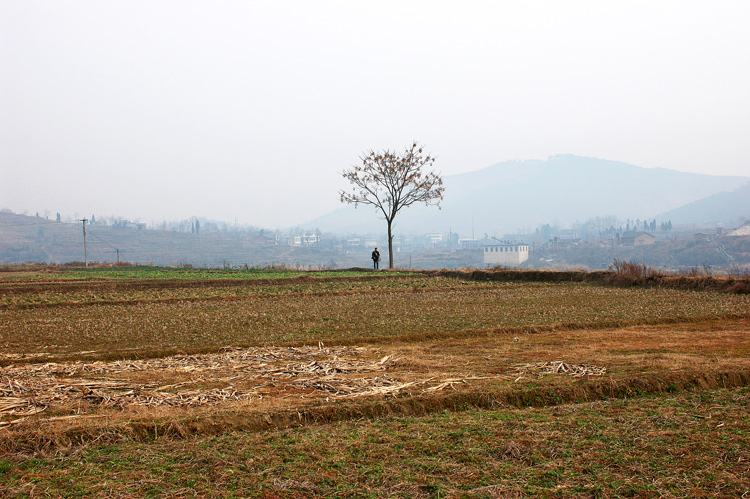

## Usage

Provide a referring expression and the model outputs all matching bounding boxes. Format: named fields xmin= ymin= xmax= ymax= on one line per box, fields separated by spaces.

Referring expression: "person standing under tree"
xmin=371 ymin=247 xmax=380 ymax=269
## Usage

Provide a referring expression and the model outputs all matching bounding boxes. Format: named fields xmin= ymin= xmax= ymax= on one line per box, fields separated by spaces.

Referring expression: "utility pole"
xmin=80 ymin=218 xmax=88 ymax=267
xmin=472 ymin=217 xmax=475 ymax=250
xmin=116 ymin=249 xmax=120 ymax=264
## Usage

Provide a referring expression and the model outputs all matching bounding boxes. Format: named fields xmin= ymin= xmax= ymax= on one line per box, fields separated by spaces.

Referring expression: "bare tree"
xmin=340 ymin=142 xmax=444 ymax=269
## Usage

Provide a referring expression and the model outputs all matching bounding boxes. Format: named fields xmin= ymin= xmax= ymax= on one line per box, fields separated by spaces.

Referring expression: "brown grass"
xmin=2 ymin=276 xmax=748 ymax=366
xmin=2 ymin=316 xmax=749 ymax=455
xmin=0 ymin=273 xmax=748 ymax=446
xmin=2 ymin=268 xmax=750 ymax=496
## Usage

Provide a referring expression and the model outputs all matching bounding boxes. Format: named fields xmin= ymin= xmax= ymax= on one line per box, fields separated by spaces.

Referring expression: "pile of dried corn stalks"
xmin=513 ymin=360 xmax=607 ymax=381
xmin=0 ymin=344 xmax=468 ymax=427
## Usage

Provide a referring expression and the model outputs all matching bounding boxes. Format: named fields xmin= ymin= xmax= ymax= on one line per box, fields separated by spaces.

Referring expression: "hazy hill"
xmin=305 ymin=155 xmax=750 ymax=237
xmin=0 ymin=212 xmax=356 ymax=267
xmin=654 ymin=182 xmax=750 ymax=227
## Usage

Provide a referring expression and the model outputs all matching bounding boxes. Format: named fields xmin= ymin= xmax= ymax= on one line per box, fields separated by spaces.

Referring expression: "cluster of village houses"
xmin=96 ymin=214 xmax=750 ymax=269
xmin=252 ymin=221 xmax=750 ymax=268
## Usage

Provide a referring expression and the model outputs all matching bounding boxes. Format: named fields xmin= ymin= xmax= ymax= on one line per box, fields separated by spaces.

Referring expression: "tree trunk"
xmin=387 ymin=220 xmax=394 ymax=269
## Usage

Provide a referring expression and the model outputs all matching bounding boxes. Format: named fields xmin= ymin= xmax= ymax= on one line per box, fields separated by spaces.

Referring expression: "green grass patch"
xmin=1 ymin=388 xmax=748 ymax=497
xmin=54 ymin=265 xmax=402 ymax=280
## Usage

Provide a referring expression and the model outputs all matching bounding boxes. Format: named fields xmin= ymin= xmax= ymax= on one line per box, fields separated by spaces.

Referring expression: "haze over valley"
xmin=3 ymin=154 xmax=749 ymax=271
xmin=306 ymin=155 xmax=750 ymax=236
xmin=2 ymin=2 xmax=749 ymax=270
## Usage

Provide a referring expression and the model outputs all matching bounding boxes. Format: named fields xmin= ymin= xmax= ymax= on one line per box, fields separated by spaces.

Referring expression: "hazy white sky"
xmin=2 ymin=1 xmax=749 ymax=228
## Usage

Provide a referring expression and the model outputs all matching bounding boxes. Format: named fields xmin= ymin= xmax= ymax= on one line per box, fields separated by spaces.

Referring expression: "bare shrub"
xmin=686 ymin=266 xmax=702 ymax=277
xmin=608 ymin=259 xmax=652 ymax=278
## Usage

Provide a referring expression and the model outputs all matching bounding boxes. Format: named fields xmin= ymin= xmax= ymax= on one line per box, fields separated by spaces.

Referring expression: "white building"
xmin=291 ymin=233 xmax=320 ymax=247
xmin=427 ymin=233 xmax=443 ymax=245
xmin=483 ymin=243 xmax=529 ymax=267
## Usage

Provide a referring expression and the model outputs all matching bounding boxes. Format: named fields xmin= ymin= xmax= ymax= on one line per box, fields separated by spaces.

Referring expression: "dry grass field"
xmin=1 ymin=265 xmax=749 ymax=497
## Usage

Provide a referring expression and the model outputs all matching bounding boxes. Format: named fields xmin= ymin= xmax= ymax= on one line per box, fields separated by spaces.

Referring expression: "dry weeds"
xmin=1 ymin=317 xmax=749 ymax=452
xmin=2 ymin=269 xmax=750 ymax=497
xmin=2 ymin=278 xmax=748 ymax=363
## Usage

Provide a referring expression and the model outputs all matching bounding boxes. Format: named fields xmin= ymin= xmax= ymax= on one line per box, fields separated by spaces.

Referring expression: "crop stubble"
xmin=0 ymin=272 xmax=748 ymax=437
xmin=1 ymin=277 xmax=748 ymax=359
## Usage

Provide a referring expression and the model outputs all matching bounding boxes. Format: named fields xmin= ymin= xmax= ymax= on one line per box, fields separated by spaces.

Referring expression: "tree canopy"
xmin=340 ymin=142 xmax=444 ymax=268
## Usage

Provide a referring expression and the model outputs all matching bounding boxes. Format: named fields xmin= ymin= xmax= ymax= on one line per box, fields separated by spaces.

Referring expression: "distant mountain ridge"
xmin=654 ymin=182 xmax=750 ymax=227
xmin=305 ymin=155 xmax=750 ymax=237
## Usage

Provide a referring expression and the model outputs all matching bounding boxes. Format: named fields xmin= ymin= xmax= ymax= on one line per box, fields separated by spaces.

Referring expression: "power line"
xmin=86 ymin=228 xmax=123 ymax=263
xmin=86 ymin=228 xmax=120 ymax=251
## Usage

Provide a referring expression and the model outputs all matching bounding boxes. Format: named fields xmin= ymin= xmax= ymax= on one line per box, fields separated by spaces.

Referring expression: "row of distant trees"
xmin=22 ymin=209 xmax=334 ymax=241
xmin=531 ymin=218 xmax=674 ymax=245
